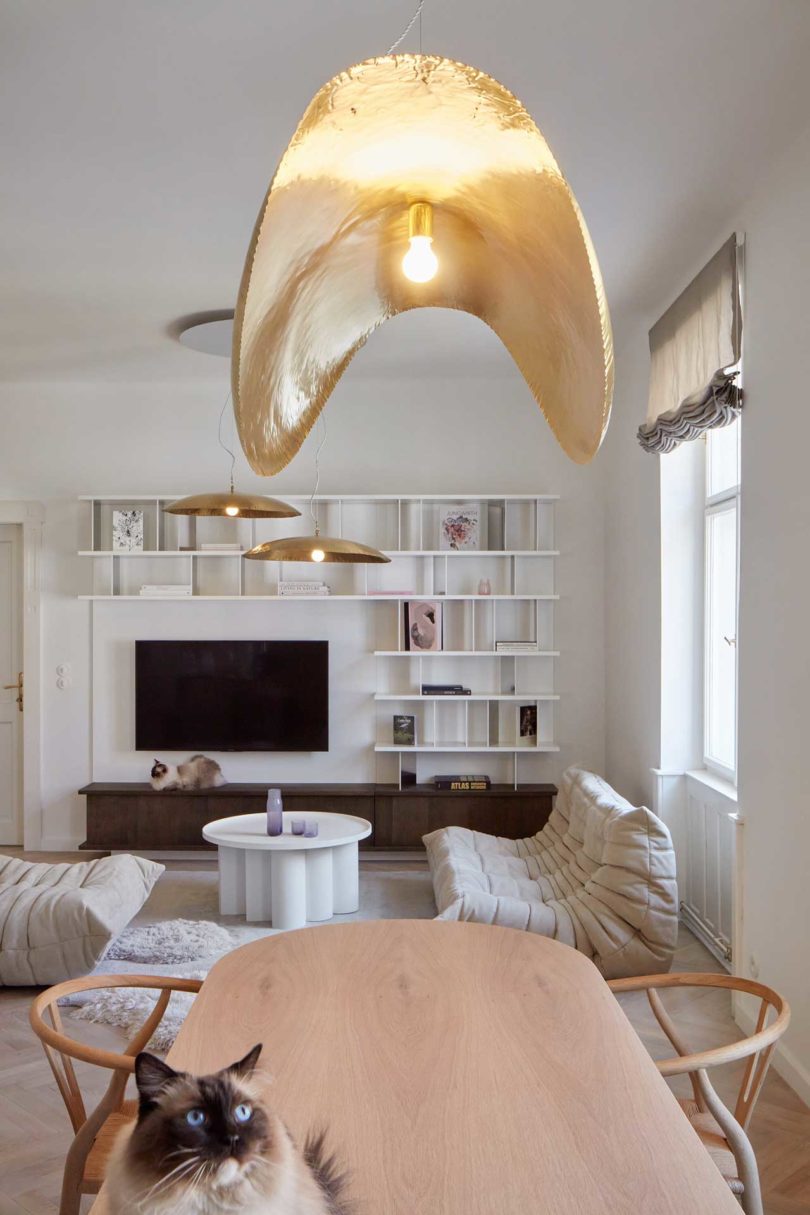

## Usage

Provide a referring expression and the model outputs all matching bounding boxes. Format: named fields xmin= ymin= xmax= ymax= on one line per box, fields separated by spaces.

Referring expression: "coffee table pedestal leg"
xmin=245 ymin=850 xmax=272 ymax=922
xmin=270 ymin=851 xmax=307 ymax=929
xmin=218 ymin=846 xmax=246 ymax=916
xmin=332 ymin=841 xmax=360 ymax=914
xmin=305 ymin=849 xmax=334 ymax=921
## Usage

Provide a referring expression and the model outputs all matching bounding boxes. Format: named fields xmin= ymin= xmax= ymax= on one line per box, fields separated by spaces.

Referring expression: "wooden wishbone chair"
xmin=30 ymin=974 xmax=202 ymax=1215
xmin=608 ymin=973 xmax=790 ymax=1215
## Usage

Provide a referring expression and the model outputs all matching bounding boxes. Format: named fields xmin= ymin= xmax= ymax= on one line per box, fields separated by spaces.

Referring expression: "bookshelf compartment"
xmin=194 ymin=556 xmax=241 ymax=598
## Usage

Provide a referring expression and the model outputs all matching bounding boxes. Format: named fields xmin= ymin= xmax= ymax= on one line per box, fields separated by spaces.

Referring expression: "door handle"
xmin=3 ymin=672 xmax=23 ymax=711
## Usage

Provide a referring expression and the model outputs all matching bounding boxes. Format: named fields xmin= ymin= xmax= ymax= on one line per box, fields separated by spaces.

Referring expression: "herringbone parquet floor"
xmin=0 ymin=854 xmax=808 ymax=1214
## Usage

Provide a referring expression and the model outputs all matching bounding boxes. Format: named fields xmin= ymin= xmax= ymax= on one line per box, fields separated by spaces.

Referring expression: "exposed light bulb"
xmin=402 ymin=201 xmax=438 ymax=283
xmin=402 ymin=236 xmax=438 ymax=283
xmin=311 ymin=547 xmax=325 ymax=562
xmin=225 ymin=505 xmax=240 ymax=516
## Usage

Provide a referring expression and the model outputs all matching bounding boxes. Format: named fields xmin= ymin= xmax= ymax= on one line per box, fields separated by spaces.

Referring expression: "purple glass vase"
xmin=266 ymin=788 xmax=283 ymax=836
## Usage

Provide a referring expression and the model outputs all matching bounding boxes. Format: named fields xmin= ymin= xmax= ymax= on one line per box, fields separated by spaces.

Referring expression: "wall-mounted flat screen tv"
xmin=135 ymin=640 xmax=328 ymax=752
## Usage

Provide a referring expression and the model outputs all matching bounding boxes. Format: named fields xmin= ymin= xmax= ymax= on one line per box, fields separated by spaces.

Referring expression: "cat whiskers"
xmin=136 ymin=1155 xmax=202 ymax=1207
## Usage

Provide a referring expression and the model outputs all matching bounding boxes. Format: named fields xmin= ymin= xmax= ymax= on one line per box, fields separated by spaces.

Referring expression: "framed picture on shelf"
xmin=519 ymin=704 xmax=538 ymax=740
xmin=404 ymin=599 xmax=443 ymax=652
xmin=439 ymin=502 xmax=480 ymax=551
xmin=112 ymin=508 xmax=144 ymax=552
xmin=393 ymin=714 xmax=416 ymax=746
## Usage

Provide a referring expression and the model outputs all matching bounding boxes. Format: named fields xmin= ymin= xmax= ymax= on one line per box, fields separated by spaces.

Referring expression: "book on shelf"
xmin=495 ymin=641 xmax=539 ymax=653
xmin=139 ymin=585 xmax=192 ymax=597
xmin=200 ymin=542 xmax=242 ymax=551
xmin=278 ymin=580 xmax=331 ymax=597
xmin=421 ymin=684 xmax=471 ymax=696
xmin=434 ymin=774 xmax=492 ymax=791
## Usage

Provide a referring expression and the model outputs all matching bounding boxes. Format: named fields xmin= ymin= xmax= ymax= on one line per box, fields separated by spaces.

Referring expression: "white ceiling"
xmin=3 ymin=0 xmax=810 ymax=382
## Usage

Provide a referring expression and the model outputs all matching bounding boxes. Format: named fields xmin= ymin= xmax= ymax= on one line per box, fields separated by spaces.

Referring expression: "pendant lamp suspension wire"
xmin=217 ymin=392 xmax=237 ymax=494
xmin=387 ymin=0 xmax=426 ymax=54
xmin=310 ymin=413 xmax=327 ymax=536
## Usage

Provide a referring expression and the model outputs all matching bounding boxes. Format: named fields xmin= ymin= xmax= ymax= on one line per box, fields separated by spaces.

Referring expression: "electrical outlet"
xmin=56 ymin=663 xmax=71 ymax=678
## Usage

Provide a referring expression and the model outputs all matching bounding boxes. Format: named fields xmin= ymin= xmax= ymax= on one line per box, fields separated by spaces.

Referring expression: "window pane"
xmin=705 ymin=505 xmax=737 ymax=771
xmin=707 ymin=416 xmax=740 ymax=497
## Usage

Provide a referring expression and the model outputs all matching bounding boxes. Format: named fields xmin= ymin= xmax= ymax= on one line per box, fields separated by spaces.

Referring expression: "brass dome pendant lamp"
xmin=245 ymin=418 xmax=390 ymax=565
xmin=231 ymin=1 xmax=614 ymax=476
xmin=165 ymin=396 xmax=300 ymax=520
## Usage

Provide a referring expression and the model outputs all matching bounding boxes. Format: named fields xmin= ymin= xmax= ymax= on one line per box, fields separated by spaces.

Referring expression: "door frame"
xmin=0 ymin=502 xmax=43 ymax=848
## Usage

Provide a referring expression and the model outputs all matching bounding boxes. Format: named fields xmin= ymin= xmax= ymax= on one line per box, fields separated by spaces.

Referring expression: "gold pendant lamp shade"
xmin=232 ymin=54 xmax=614 ymax=473
xmin=245 ymin=530 xmax=391 ymax=564
xmin=164 ymin=489 xmax=301 ymax=519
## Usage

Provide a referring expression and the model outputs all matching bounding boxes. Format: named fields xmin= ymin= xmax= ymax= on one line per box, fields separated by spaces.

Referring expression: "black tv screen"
xmin=135 ymin=641 xmax=328 ymax=752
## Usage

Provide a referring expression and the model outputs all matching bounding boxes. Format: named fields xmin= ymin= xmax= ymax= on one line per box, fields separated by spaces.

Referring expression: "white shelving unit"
xmin=78 ymin=493 xmax=560 ymax=787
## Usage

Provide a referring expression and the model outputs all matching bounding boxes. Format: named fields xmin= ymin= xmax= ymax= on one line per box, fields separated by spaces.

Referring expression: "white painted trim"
xmin=0 ymin=502 xmax=44 ymax=849
xmin=736 ymin=1004 xmax=810 ymax=1108
xmin=41 ymin=835 xmax=84 ymax=852
xmin=686 ymin=767 xmax=739 ymax=803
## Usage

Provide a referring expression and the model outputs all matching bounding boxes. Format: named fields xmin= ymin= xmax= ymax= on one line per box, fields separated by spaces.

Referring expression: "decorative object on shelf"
xmin=165 ymin=395 xmax=299 ymax=520
xmin=112 ymin=509 xmax=144 ymax=553
xmin=401 ymin=769 xmax=417 ymax=787
xmin=434 ymin=774 xmax=491 ymax=791
xmin=150 ymin=756 xmax=226 ymax=792
xmin=519 ymin=705 xmax=538 ymax=740
xmin=278 ymin=580 xmax=331 ymax=597
xmin=244 ymin=416 xmax=390 ymax=565
xmin=266 ymin=788 xmax=283 ymax=836
xmin=393 ymin=715 xmax=416 ymax=746
xmin=303 ymin=821 xmax=320 ymax=838
xmin=291 ymin=820 xmax=306 ymax=836
xmin=421 ymin=684 xmax=470 ymax=696
xmin=478 ymin=578 xmax=492 ymax=596
xmin=440 ymin=503 xmax=480 ymax=551
xmin=232 ymin=5 xmax=613 ymax=477
xmin=405 ymin=600 xmax=442 ymax=651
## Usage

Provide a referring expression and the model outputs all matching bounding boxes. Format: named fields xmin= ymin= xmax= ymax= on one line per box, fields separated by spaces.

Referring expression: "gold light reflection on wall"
xmin=233 ymin=55 xmax=614 ymax=472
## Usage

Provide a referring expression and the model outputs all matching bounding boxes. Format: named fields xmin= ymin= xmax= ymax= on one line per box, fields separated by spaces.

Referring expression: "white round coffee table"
xmin=202 ymin=812 xmax=372 ymax=929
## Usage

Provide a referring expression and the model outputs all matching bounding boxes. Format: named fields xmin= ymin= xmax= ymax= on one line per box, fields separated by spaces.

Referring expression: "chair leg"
xmin=59 ymin=1165 xmax=84 ymax=1215
xmin=736 ymin=1137 xmax=764 ymax=1215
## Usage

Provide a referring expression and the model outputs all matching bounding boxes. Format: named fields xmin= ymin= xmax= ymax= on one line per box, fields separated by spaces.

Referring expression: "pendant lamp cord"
xmin=387 ymin=0 xmax=425 ymax=54
xmin=310 ymin=413 xmax=327 ymax=535
xmin=218 ymin=392 xmax=237 ymax=494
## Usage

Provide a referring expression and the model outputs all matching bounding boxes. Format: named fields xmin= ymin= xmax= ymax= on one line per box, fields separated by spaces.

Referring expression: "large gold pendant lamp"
xmin=232 ymin=13 xmax=613 ymax=474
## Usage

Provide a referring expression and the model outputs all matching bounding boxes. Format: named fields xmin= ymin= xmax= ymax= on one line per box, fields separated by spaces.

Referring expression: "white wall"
xmin=603 ymin=117 xmax=810 ymax=1098
xmin=0 ymin=372 xmax=607 ymax=848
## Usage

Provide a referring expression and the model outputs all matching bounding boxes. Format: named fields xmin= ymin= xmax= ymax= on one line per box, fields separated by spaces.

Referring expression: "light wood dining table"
xmin=91 ymin=919 xmax=740 ymax=1214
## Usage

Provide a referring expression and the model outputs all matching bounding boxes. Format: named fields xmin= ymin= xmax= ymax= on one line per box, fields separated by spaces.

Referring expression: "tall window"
xmin=704 ymin=417 xmax=740 ymax=780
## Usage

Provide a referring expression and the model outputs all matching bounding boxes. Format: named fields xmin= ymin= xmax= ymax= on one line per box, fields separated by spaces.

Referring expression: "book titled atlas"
xmin=434 ymin=774 xmax=491 ymax=791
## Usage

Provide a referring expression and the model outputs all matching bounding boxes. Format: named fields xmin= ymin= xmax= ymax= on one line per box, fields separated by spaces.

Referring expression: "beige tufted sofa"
xmin=0 ymin=854 xmax=163 ymax=985
xmin=424 ymin=766 xmax=678 ymax=979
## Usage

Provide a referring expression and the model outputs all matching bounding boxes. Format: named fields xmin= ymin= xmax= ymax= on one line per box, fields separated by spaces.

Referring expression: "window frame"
xmin=702 ymin=427 xmax=740 ymax=784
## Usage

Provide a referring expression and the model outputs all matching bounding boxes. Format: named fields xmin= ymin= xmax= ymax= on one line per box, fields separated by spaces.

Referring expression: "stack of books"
xmin=421 ymin=684 xmax=471 ymax=696
xmin=495 ymin=641 xmax=539 ymax=654
xmin=434 ymin=774 xmax=492 ymax=791
xmin=200 ymin=542 xmax=242 ymax=552
xmin=139 ymin=584 xmax=192 ymax=597
xmin=278 ymin=580 xmax=331 ymax=597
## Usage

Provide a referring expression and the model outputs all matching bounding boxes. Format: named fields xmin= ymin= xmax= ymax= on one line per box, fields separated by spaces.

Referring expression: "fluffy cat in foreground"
xmin=106 ymin=1044 xmax=349 ymax=1215
xmin=150 ymin=754 xmax=225 ymax=791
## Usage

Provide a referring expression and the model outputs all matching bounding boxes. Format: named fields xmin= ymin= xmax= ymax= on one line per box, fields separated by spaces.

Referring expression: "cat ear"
xmin=228 ymin=1043 xmax=263 ymax=1078
xmin=135 ymin=1052 xmax=182 ymax=1104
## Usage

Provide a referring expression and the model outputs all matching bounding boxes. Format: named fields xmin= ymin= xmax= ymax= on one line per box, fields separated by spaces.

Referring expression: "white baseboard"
xmin=736 ymin=1006 xmax=810 ymax=1108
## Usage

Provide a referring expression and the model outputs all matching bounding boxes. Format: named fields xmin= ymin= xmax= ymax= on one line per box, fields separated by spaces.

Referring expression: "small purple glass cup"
xmin=291 ymin=819 xmax=306 ymax=836
xmin=303 ymin=821 xmax=319 ymax=838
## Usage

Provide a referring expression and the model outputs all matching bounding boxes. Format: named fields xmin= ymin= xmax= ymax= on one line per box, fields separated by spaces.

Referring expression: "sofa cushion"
xmin=0 ymin=854 xmax=163 ymax=985
xmin=424 ymin=767 xmax=678 ymax=978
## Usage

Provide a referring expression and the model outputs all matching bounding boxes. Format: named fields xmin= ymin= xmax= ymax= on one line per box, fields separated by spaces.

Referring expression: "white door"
xmin=0 ymin=525 xmax=23 ymax=844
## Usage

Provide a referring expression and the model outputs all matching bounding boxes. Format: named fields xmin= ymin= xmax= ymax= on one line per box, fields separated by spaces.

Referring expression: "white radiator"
xmin=652 ymin=769 xmax=740 ymax=968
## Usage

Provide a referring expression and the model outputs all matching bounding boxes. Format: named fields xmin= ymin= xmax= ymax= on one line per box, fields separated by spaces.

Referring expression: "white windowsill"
xmin=686 ymin=768 xmax=739 ymax=806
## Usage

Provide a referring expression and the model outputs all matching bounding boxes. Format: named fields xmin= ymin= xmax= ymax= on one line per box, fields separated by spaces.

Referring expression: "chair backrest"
xmin=30 ymin=974 xmax=202 ymax=1132
xmin=608 ymin=972 xmax=790 ymax=1129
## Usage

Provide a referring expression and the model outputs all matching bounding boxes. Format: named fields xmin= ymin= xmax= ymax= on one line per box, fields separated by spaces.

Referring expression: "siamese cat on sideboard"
xmin=150 ymin=755 xmax=226 ymax=792
xmin=106 ymin=1045 xmax=350 ymax=1214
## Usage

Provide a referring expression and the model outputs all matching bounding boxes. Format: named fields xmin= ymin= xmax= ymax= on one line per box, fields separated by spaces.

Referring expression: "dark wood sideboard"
xmin=78 ymin=783 xmax=557 ymax=852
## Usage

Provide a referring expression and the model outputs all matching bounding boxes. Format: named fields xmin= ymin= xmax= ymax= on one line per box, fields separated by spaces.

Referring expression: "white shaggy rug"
xmin=105 ymin=918 xmax=236 ymax=964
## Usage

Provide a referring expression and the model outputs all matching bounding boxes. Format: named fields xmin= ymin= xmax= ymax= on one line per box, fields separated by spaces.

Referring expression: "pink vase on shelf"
xmin=478 ymin=578 xmax=492 ymax=596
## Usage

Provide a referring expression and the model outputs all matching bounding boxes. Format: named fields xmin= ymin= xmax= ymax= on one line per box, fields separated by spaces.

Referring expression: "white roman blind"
xmin=638 ymin=235 xmax=742 ymax=454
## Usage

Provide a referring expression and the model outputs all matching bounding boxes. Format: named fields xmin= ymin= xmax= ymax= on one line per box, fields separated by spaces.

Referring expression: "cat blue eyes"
xmin=186 ymin=1109 xmax=206 ymax=1127
xmin=234 ymin=1103 xmax=252 ymax=1123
